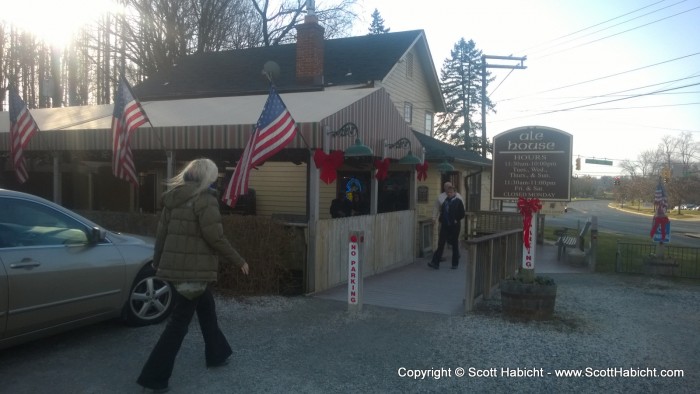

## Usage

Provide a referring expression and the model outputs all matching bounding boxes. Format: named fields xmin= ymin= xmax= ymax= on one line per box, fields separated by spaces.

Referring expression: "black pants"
xmin=431 ymin=222 xmax=460 ymax=267
xmin=137 ymin=286 xmax=232 ymax=390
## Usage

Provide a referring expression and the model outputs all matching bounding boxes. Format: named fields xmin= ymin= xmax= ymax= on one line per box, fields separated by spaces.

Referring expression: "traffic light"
xmin=575 ymin=157 xmax=581 ymax=170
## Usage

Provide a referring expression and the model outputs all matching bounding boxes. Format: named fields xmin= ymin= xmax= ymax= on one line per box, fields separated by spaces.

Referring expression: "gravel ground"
xmin=0 ymin=273 xmax=698 ymax=394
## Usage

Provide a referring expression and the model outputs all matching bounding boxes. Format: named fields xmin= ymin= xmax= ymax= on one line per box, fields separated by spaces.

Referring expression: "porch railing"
xmin=463 ymin=229 xmax=523 ymax=312
xmin=313 ymin=210 xmax=416 ymax=292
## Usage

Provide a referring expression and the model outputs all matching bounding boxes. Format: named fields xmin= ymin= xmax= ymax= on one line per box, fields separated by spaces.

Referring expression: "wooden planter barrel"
xmin=500 ymin=280 xmax=557 ymax=320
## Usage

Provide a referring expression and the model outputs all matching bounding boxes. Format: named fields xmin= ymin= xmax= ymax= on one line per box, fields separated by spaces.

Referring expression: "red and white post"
xmin=347 ymin=231 xmax=364 ymax=312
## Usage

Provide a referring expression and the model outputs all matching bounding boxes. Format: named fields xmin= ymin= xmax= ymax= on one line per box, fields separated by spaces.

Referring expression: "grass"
xmin=542 ymin=202 xmax=699 ymax=273
xmin=542 ymin=226 xmax=651 ymax=273
xmin=612 ymin=203 xmax=700 ymax=220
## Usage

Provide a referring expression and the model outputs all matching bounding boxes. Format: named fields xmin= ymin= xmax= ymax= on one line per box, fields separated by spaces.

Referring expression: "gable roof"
xmin=413 ymin=131 xmax=491 ymax=167
xmin=133 ymin=30 xmax=444 ymax=111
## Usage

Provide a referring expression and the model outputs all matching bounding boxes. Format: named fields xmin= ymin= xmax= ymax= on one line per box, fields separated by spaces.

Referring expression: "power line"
xmin=493 ymin=82 xmax=700 ymax=122
xmin=500 ymin=52 xmax=700 ymax=101
xmin=517 ymin=0 xmax=672 ymax=55
xmin=537 ymin=82 xmax=700 ymax=114
xmin=581 ymin=102 xmax=700 ymax=110
xmin=535 ymin=2 xmax=699 ymax=59
xmin=554 ymin=74 xmax=700 ymax=106
xmin=488 ymin=68 xmax=514 ymax=97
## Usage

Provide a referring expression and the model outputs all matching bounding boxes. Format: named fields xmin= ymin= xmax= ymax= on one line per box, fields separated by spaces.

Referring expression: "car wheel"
xmin=125 ymin=265 xmax=173 ymax=326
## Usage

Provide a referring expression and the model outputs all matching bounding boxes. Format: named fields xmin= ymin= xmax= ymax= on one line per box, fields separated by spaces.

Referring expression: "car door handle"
xmin=10 ymin=258 xmax=41 ymax=269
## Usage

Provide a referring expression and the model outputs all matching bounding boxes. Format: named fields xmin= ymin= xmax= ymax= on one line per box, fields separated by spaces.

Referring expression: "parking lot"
xmin=0 ymin=273 xmax=698 ymax=394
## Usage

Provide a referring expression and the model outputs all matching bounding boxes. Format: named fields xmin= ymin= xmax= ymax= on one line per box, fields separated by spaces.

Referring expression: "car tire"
xmin=124 ymin=265 xmax=173 ymax=326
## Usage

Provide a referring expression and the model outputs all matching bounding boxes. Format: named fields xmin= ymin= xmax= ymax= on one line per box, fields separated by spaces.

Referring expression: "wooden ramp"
xmin=314 ymin=241 xmax=589 ymax=315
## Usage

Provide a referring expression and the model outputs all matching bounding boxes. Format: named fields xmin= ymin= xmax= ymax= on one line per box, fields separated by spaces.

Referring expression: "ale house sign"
xmin=492 ymin=126 xmax=572 ymax=201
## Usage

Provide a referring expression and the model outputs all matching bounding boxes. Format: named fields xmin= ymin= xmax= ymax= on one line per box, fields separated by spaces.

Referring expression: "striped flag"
xmin=223 ymin=86 xmax=297 ymax=207
xmin=112 ymin=77 xmax=149 ymax=186
xmin=653 ymin=180 xmax=668 ymax=213
xmin=9 ymin=87 xmax=40 ymax=184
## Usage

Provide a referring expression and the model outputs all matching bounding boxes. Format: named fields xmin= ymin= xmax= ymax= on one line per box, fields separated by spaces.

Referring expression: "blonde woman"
xmin=137 ymin=158 xmax=249 ymax=393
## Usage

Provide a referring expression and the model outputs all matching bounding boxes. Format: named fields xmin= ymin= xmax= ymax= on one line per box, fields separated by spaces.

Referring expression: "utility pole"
xmin=460 ymin=57 xmax=472 ymax=150
xmin=481 ymin=55 xmax=527 ymax=157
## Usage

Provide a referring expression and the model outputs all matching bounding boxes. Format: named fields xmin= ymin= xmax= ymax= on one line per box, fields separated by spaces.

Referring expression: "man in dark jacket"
xmin=428 ymin=186 xmax=465 ymax=270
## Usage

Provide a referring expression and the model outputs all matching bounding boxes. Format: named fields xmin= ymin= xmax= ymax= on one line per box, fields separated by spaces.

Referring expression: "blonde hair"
xmin=166 ymin=158 xmax=219 ymax=195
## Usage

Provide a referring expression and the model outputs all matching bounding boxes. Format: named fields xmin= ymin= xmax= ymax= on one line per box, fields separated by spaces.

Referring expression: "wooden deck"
xmin=314 ymin=241 xmax=589 ymax=315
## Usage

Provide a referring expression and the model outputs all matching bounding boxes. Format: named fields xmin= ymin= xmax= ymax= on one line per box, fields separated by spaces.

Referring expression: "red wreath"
xmin=416 ymin=162 xmax=428 ymax=181
xmin=517 ymin=197 xmax=542 ymax=252
xmin=313 ymin=149 xmax=344 ymax=184
xmin=374 ymin=158 xmax=391 ymax=181
xmin=650 ymin=216 xmax=670 ymax=241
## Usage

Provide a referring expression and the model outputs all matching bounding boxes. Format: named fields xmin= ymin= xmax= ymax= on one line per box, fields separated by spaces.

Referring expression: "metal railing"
xmin=463 ymin=229 xmax=523 ymax=312
xmin=616 ymin=242 xmax=700 ymax=279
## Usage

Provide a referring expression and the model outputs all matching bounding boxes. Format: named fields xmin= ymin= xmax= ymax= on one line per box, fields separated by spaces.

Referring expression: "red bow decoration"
xmin=416 ymin=162 xmax=428 ymax=181
xmin=650 ymin=216 xmax=670 ymax=241
xmin=313 ymin=149 xmax=344 ymax=184
xmin=517 ymin=197 xmax=542 ymax=252
xmin=374 ymin=158 xmax=390 ymax=181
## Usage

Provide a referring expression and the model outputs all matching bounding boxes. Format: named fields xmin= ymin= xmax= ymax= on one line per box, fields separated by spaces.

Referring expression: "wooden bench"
xmin=556 ymin=220 xmax=592 ymax=261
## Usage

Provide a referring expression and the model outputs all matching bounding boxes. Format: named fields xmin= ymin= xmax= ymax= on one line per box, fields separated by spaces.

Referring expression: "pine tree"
xmin=435 ymin=38 xmax=494 ymax=154
xmin=367 ymin=9 xmax=390 ymax=35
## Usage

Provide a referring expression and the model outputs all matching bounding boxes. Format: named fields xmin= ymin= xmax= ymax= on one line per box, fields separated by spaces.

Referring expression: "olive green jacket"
xmin=153 ymin=183 xmax=245 ymax=282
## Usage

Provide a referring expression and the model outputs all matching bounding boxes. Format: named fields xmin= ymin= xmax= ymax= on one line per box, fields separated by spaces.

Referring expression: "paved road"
xmin=548 ymin=200 xmax=700 ymax=247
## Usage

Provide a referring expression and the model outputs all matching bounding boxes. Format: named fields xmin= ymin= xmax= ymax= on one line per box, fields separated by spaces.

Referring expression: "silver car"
xmin=0 ymin=188 xmax=173 ymax=349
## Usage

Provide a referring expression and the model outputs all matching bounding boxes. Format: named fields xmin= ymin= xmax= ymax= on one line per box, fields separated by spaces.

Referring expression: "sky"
xmin=353 ymin=0 xmax=700 ymax=177
xmin=3 ymin=0 xmax=698 ymax=178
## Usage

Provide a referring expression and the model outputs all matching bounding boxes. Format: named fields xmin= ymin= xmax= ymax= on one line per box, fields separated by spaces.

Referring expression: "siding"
xmin=381 ymin=47 xmax=437 ymax=135
xmin=319 ymin=181 xmax=338 ymax=220
xmin=248 ymin=162 xmax=307 ymax=217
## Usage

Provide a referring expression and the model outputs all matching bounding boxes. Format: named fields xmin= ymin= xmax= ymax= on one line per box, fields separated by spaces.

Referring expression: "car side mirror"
xmin=88 ymin=227 xmax=103 ymax=244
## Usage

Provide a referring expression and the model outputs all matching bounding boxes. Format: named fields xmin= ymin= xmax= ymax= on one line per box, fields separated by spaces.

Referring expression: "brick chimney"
xmin=296 ymin=13 xmax=325 ymax=85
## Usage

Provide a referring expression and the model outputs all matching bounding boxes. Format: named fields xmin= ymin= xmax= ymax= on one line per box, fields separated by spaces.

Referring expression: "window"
xmin=0 ymin=197 xmax=89 ymax=247
xmin=417 ymin=186 xmax=429 ymax=203
xmin=378 ymin=171 xmax=410 ymax=213
xmin=404 ymin=102 xmax=413 ymax=124
xmin=337 ymin=172 xmax=372 ymax=216
xmin=424 ymin=112 xmax=433 ymax=135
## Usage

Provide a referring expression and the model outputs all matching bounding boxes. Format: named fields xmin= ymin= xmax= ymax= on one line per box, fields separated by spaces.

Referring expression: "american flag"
xmin=9 ymin=88 xmax=40 ymax=184
xmin=112 ymin=77 xmax=149 ymax=186
xmin=654 ymin=180 xmax=668 ymax=213
xmin=223 ymin=86 xmax=297 ymax=207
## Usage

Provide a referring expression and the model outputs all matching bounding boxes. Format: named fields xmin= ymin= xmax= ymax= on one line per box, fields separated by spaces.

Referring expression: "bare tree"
xmin=0 ymin=0 xmax=360 ymax=109
xmin=675 ymin=131 xmax=698 ymax=176
xmin=251 ymin=0 xmax=357 ymax=46
xmin=620 ymin=148 xmax=663 ymax=178
xmin=658 ymin=135 xmax=679 ymax=175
